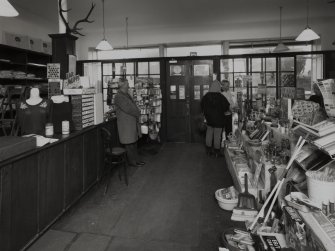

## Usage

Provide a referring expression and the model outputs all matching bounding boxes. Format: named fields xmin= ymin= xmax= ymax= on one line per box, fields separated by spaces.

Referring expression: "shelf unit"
xmin=0 ymin=44 xmax=51 ymax=82
xmin=0 ymin=44 xmax=51 ymax=136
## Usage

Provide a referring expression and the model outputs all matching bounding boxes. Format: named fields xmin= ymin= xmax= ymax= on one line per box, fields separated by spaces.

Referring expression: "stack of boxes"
xmin=71 ymin=95 xmax=95 ymax=130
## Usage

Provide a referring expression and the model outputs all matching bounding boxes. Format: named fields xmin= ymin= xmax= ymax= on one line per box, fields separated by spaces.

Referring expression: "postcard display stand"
xmin=134 ymin=77 xmax=162 ymax=139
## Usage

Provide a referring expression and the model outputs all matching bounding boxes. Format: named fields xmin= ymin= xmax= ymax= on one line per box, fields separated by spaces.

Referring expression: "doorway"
xmin=166 ymin=59 xmax=213 ymax=142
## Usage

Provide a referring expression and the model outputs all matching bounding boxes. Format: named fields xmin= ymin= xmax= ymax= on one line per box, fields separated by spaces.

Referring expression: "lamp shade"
xmin=0 ymin=0 xmax=19 ymax=17
xmin=296 ymin=27 xmax=320 ymax=41
xmin=273 ymin=42 xmax=289 ymax=53
xmin=96 ymin=39 xmax=113 ymax=50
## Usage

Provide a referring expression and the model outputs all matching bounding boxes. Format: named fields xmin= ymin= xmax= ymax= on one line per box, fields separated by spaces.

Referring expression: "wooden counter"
xmin=0 ymin=121 xmax=117 ymax=251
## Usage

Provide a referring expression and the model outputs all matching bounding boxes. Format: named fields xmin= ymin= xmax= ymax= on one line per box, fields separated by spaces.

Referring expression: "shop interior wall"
xmin=0 ymin=8 xmax=57 ymax=44
xmin=76 ymin=16 xmax=335 ymax=60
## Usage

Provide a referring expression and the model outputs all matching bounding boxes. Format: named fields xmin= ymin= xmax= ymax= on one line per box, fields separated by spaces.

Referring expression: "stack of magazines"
xmin=292 ymin=119 xmax=335 ymax=156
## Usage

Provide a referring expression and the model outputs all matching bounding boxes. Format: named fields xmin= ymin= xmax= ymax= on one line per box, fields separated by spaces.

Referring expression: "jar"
xmin=45 ymin=123 xmax=54 ymax=137
xmin=62 ymin=121 xmax=70 ymax=135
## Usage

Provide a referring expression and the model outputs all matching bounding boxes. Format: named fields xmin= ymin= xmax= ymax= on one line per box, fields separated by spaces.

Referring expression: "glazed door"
xmin=166 ymin=60 xmax=213 ymax=142
xmin=166 ymin=61 xmax=191 ymax=142
xmin=190 ymin=60 xmax=213 ymax=142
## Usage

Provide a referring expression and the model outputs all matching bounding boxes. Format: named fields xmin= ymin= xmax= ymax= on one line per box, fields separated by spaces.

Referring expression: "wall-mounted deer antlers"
xmin=58 ymin=0 xmax=95 ymax=36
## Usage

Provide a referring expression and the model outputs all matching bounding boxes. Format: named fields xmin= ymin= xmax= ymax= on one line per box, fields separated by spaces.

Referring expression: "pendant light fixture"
xmin=296 ymin=0 xmax=320 ymax=41
xmin=96 ymin=0 xmax=113 ymax=50
xmin=0 ymin=0 xmax=19 ymax=17
xmin=273 ymin=6 xmax=289 ymax=53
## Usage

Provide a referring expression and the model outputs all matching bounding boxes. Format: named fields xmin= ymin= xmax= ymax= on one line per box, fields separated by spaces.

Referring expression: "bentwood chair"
xmin=101 ymin=127 xmax=128 ymax=194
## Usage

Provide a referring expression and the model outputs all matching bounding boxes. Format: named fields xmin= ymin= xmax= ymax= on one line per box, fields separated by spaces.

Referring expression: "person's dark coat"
xmin=114 ymin=91 xmax=141 ymax=144
xmin=200 ymin=80 xmax=230 ymax=128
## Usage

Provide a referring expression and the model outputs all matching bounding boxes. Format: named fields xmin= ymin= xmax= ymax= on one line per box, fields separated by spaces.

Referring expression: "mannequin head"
xmin=29 ymin=87 xmax=40 ymax=99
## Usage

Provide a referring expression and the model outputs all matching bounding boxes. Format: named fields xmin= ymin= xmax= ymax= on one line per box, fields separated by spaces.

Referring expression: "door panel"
xmin=167 ymin=62 xmax=190 ymax=142
xmin=166 ymin=60 xmax=213 ymax=143
xmin=190 ymin=61 xmax=213 ymax=143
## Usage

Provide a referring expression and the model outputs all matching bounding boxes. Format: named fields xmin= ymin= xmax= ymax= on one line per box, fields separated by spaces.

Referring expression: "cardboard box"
xmin=2 ymin=32 xmax=29 ymax=49
xmin=28 ymin=37 xmax=43 ymax=52
xmin=42 ymin=41 xmax=52 ymax=54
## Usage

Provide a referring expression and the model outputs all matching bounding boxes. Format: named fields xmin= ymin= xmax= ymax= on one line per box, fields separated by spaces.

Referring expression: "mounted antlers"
xmin=58 ymin=0 xmax=95 ymax=36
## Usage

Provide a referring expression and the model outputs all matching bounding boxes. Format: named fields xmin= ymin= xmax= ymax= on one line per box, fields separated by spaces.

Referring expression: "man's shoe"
xmin=136 ymin=161 xmax=145 ymax=166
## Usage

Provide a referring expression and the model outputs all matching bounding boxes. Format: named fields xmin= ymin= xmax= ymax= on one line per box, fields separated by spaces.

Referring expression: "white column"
xmin=58 ymin=0 xmax=68 ymax=33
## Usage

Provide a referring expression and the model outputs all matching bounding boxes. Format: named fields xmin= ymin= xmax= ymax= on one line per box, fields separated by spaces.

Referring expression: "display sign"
xmin=194 ymin=64 xmax=209 ymax=76
xmin=179 ymin=85 xmax=185 ymax=99
xmin=194 ymin=85 xmax=201 ymax=100
xmin=316 ymin=79 xmax=335 ymax=117
xmin=282 ymin=87 xmax=296 ymax=99
xmin=170 ymin=65 xmax=185 ymax=76
xmin=47 ymin=63 xmax=60 ymax=79
xmin=170 ymin=85 xmax=177 ymax=99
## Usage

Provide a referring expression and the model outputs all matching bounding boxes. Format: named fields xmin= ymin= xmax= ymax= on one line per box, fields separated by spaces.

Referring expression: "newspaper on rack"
xmin=315 ymin=79 xmax=335 ymax=117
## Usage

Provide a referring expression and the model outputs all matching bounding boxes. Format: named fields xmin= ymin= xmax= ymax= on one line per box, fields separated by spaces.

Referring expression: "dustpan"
xmin=231 ymin=173 xmax=258 ymax=222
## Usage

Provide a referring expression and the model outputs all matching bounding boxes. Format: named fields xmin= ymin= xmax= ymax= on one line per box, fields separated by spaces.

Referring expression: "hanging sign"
xmin=179 ymin=85 xmax=185 ymax=99
xmin=194 ymin=85 xmax=201 ymax=100
xmin=194 ymin=64 xmax=209 ymax=76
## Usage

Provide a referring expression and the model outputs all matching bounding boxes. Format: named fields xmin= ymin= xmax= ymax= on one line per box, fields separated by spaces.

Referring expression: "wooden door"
xmin=166 ymin=61 xmax=191 ymax=142
xmin=190 ymin=60 xmax=213 ymax=143
xmin=166 ymin=59 xmax=213 ymax=142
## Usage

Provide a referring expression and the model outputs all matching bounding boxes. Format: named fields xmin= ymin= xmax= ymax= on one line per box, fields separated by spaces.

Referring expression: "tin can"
xmin=45 ymin=123 xmax=54 ymax=137
xmin=62 ymin=121 xmax=70 ymax=135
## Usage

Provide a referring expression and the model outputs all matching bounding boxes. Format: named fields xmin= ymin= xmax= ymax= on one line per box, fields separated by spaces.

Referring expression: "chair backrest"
xmin=101 ymin=127 xmax=112 ymax=153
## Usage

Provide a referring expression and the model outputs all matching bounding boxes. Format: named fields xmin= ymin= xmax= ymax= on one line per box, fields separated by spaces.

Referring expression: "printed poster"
xmin=316 ymin=79 xmax=335 ymax=117
xmin=170 ymin=85 xmax=177 ymax=99
xmin=170 ymin=65 xmax=185 ymax=76
xmin=203 ymin=85 xmax=209 ymax=95
xmin=194 ymin=85 xmax=201 ymax=100
xmin=179 ymin=85 xmax=185 ymax=99
xmin=194 ymin=64 xmax=209 ymax=76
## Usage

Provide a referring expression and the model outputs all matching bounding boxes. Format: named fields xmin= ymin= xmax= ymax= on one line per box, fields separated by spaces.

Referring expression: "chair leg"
xmin=104 ymin=162 xmax=112 ymax=195
xmin=124 ymin=161 xmax=128 ymax=186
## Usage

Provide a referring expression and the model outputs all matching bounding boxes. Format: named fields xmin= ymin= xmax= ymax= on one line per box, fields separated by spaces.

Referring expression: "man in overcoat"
xmin=114 ymin=79 xmax=145 ymax=166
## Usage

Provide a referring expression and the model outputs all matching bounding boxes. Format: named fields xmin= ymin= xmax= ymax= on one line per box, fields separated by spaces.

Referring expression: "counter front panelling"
xmin=0 ymin=123 xmax=111 ymax=251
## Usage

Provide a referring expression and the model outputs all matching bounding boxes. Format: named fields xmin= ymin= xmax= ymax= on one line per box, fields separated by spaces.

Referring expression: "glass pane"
xmin=280 ymin=57 xmax=294 ymax=71
xmin=251 ymin=58 xmax=262 ymax=72
xmin=296 ymin=55 xmax=312 ymax=91
xmin=114 ymin=63 xmax=124 ymax=75
xmin=103 ymin=76 xmax=113 ymax=88
xmin=234 ymin=73 xmax=246 ymax=90
xmin=103 ymin=102 xmax=110 ymax=114
xmin=103 ymin=63 xmax=113 ymax=75
xmin=280 ymin=73 xmax=295 ymax=87
xmin=221 ymin=73 xmax=233 ymax=88
xmin=138 ymin=62 xmax=149 ymax=75
xmin=266 ymin=72 xmax=276 ymax=87
xmin=103 ymin=89 xmax=108 ymax=101
xmin=126 ymin=63 xmax=134 ymax=75
xmin=251 ymin=73 xmax=264 ymax=87
xmin=266 ymin=58 xmax=276 ymax=72
xmin=220 ymin=59 xmax=233 ymax=72
xmin=266 ymin=87 xmax=276 ymax=97
xmin=149 ymin=61 xmax=160 ymax=74
xmin=151 ymin=75 xmax=161 ymax=84
xmin=234 ymin=58 xmax=247 ymax=72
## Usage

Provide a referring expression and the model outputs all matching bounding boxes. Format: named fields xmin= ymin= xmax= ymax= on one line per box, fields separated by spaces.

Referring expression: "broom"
xmin=248 ymin=135 xmax=307 ymax=231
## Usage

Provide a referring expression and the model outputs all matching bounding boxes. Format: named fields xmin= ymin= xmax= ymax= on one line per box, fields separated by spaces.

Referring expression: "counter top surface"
xmin=0 ymin=124 xmax=102 ymax=168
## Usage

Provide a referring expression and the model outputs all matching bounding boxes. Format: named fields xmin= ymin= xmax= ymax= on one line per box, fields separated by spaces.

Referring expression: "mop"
xmin=248 ymin=135 xmax=307 ymax=231
xmin=231 ymin=173 xmax=258 ymax=222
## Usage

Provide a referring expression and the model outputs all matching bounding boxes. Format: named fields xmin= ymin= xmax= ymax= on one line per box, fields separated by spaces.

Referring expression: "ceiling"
xmin=11 ymin=0 xmax=335 ymax=35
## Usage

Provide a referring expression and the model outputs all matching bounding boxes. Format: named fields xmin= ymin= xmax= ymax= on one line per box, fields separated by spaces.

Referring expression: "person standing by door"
xmin=201 ymin=79 xmax=230 ymax=157
xmin=221 ymin=79 xmax=236 ymax=138
xmin=114 ymin=79 xmax=145 ymax=167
